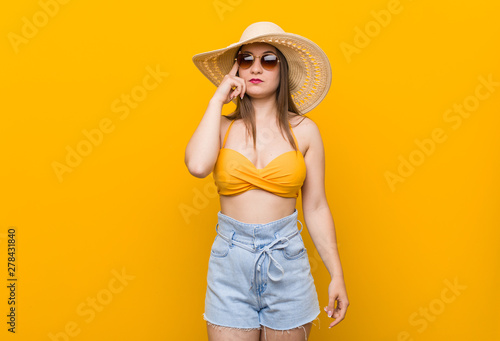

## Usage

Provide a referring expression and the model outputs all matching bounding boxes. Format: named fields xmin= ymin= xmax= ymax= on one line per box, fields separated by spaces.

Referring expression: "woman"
xmin=187 ymin=22 xmax=349 ymax=340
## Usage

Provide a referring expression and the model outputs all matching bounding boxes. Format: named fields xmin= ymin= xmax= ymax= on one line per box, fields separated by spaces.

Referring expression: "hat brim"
xmin=193 ymin=32 xmax=332 ymax=114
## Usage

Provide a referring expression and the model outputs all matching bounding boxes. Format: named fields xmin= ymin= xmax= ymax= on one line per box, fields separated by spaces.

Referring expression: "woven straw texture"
xmin=192 ymin=29 xmax=332 ymax=114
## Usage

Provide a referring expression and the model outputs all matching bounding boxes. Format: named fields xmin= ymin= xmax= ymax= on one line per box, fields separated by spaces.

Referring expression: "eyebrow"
xmin=241 ymin=50 xmax=276 ymax=54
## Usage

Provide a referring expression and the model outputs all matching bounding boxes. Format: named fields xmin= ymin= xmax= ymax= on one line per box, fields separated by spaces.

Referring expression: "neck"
xmin=250 ymin=95 xmax=278 ymax=123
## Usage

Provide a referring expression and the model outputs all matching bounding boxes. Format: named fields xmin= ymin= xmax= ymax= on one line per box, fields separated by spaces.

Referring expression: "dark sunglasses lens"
xmin=237 ymin=54 xmax=254 ymax=68
xmin=262 ymin=54 xmax=278 ymax=69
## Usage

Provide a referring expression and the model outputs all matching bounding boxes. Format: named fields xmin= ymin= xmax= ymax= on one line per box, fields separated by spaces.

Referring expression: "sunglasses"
xmin=235 ymin=51 xmax=280 ymax=70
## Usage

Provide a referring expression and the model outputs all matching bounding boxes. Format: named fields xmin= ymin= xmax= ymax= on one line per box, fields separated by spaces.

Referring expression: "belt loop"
xmin=215 ymin=223 xmax=235 ymax=247
xmin=297 ymin=219 xmax=304 ymax=234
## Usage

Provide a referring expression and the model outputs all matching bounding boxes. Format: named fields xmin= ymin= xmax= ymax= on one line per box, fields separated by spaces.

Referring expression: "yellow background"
xmin=1 ymin=0 xmax=499 ymax=340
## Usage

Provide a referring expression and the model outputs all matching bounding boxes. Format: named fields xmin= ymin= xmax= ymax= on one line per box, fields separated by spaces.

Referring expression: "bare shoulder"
xmin=288 ymin=112 xmax=317 ymax=129
xmin=221 ymin=115 xmax=233 ymax=127
xmin=288 ymin=112 xmax=321 ymax=153
xmin=219 ymin=115 xmax=234 ymax=147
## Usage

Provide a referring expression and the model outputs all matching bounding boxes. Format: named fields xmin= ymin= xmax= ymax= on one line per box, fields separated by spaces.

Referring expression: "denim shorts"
xmin=203 ymin=208 xmax=320 ymax=331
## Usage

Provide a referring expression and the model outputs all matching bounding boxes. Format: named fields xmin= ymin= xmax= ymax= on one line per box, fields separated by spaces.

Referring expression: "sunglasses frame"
xmin=234 ymin=51 xmax=280 ymax=71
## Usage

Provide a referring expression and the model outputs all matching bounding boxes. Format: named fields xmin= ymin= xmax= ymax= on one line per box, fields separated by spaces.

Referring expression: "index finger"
xmin=329 ymin=302 xmax=347 ymax=328
xmin=228 ymin=60 xmax=239 ymax=76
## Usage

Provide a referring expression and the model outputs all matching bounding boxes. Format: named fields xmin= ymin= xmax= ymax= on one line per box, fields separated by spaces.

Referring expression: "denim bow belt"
xmin=215 ymin=220 xmax=303 ymax=291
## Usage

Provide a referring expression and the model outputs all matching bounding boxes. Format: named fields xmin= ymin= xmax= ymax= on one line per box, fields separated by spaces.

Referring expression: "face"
xmin=237 ymin=42 xmax=280 ymax=100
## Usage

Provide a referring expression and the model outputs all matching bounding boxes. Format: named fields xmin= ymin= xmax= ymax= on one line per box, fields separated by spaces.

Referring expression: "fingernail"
xmin=328 ymin=312 xmax=332 ymax=317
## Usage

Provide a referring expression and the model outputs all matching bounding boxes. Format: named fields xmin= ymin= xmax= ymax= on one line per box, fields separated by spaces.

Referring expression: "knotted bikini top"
xmin=212 ymin=119 xmax=306 ymax=198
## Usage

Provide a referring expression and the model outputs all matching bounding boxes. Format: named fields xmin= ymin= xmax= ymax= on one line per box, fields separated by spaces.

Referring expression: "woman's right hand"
xmin=211 ymin=61 xmax=246 ymax=105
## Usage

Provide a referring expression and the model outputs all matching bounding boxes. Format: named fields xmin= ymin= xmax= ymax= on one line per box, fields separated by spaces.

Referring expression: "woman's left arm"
xmin=300 ymin=119 xmax=349 ymax=328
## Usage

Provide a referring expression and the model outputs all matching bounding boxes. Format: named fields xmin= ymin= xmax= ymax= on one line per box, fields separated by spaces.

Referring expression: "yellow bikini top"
xmin=213 ymin=119 xmax=306 ymax=198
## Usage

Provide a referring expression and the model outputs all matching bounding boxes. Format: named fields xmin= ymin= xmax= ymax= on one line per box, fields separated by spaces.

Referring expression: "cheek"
xmin=272 ymin=74 xmax=280 ymax=87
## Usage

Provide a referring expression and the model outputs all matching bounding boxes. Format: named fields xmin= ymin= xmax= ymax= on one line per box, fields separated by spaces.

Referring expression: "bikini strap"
xmin=288 ymin=121 xmax=299 ymax=150
xmin=222 ymin=119 xmax=235 ymax=148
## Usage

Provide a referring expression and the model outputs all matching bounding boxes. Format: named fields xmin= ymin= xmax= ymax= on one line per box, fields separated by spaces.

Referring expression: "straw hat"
xmin=192 ymin=21 xmax=332 ymax=114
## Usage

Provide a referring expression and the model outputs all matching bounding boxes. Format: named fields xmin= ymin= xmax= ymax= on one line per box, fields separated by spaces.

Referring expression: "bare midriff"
xmin=220 ymin=189 xmax=297 ymax=224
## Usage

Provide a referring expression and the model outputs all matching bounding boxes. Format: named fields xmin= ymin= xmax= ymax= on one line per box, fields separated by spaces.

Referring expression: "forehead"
xmin=240 ymin=42 xmax=277 ymax=54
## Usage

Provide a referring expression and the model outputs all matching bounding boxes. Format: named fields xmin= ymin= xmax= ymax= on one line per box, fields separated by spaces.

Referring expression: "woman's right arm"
xmin=184 ymin=99 xmax=225 ymax=178
xmin=184 ymin=61 xmax=246 ymax=178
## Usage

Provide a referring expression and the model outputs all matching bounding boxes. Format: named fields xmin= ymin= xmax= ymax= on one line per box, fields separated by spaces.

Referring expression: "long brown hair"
xmin=224 ymin=44 xmax=312 ymax=152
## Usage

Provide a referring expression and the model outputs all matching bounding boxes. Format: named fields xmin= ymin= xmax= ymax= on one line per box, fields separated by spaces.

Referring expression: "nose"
xmin=250 ymin=57 xmax=264 ymax=73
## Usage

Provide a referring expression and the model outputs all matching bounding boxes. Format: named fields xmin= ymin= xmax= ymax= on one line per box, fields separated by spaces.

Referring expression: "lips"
xmin=249 ymin=79 xmax=263 ymax=83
